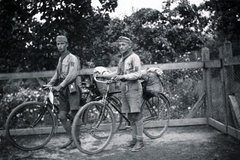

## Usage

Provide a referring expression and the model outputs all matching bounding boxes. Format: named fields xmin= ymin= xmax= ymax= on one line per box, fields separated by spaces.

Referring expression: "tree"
xmin=201 ymin=0 xmax=240 ymax=55
xmin=118 ymin=1 xmax=207 ymax=64
xmin=0 ymin=0 xmax=118 ymax=72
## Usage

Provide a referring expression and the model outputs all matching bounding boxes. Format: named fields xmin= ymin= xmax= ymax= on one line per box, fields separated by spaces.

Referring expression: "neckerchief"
xmin=57 ymin=51 xmax=70 ymax=79
xmin=119 ymin=50 xmax=132 ymax=75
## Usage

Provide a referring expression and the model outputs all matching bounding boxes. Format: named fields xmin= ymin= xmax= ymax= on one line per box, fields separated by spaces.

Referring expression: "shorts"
xmin=59 ymin=83 xmax=81 ymax=112
xmin=121 ymin=80 xmax=143 ymax=113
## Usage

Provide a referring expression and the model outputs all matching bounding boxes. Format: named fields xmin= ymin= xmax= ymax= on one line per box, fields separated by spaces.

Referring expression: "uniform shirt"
xmin=48 ymin=52 xmax=80 ymax=88
xmin=117 ymin=52 xmax=142 ymax=80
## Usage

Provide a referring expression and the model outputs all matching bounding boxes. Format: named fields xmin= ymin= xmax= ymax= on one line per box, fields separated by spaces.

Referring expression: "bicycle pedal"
xmin=125 ymin=125 xmax=131 ymax=129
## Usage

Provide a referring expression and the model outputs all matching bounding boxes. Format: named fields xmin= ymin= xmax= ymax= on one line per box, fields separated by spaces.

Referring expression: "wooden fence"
xmin=204 ymin=41 xmax=240 ymax=140
xmin=1 ymin=42 xmax=240 ymax=140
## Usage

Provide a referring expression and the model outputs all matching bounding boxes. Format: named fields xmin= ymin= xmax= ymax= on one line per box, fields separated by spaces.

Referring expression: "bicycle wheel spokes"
xmin=72 ymin=101 xmax=115 ymax=155
xmin=6 ymin=102 xmax=55 ymax=150
xmin=142 ymin=94 xmax=170 ymax=139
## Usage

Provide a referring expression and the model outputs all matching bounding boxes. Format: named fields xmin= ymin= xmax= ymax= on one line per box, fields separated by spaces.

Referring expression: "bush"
xmin=0 ymin=79 xmax=46 ymax=130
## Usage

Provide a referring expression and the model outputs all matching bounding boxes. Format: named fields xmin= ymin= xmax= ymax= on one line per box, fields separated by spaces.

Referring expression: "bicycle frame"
xmin=93 ymin=76 xmax=170 ymax=129
xmin=108 ymin=95 xmax=158 ymax=126
xmin=43 ymin=81 xmax=100 ymax=134
xmin=42 ymin=87 xmax=74 ymax=134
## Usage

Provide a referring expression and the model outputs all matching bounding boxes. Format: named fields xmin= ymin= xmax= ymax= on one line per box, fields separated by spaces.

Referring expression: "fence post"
xmin=201 ymin=47 xmax=212 ymax=120
xmin=220 ymin=40 xmax=233 ymax=132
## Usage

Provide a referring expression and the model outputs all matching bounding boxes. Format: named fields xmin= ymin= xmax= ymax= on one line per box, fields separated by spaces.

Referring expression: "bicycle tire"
xmin=142 ymin=93 xmax=170 ymax=139
xmin=72 ymin=101 xmax=115 ymax=155
xmin=5 ymin=101 xmax=55 ymax=150
xmin=83 ymin=96 xmax=122 ymax=139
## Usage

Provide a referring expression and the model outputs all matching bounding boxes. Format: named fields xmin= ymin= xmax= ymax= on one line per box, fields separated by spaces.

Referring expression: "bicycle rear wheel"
xmin=72 ymin=101 xmax=115 ymax=155
xmin=142 ymin=93 xmax=170 ymax=139
xmin=5 ymin=102 xmax=55 ymax=150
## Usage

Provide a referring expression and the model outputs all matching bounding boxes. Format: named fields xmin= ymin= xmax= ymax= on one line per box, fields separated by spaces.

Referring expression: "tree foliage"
xmin=1 ymin=0 xmax=240 ymax=72
xmin=0 ymin=0 xmax=117 ymax=72
xmin=200 ymin=0 xmax=240 ymax=56
xmin=117 ymin=0 xmax=207 ymax=64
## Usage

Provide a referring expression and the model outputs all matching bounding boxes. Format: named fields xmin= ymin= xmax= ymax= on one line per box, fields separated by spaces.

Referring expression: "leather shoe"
xmin=66 ymin=140 xmax=80 ymax=150
xmin=124 ymin=138 xmax=137 ymax=148
xmin=59 ymin=139 xmax=73 ymax=149
xmin=131 ymin=140 xmax=144 ymax=152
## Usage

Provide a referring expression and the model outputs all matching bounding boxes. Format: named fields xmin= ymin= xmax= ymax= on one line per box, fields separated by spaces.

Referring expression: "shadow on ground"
xmin=1 ymin=125 xmax=240 ymax=160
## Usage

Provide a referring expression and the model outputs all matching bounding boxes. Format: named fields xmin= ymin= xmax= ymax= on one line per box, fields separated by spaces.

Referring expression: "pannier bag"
xmin=93 ymin=66 xmax=164 ymax=95
xmin=141 ymin=68 xmax=164 ymax=94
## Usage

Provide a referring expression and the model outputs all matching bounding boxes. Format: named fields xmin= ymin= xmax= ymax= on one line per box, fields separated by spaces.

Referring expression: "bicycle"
xmin=5 ymin=78 xmax=101 ymax=151
xmin=71 ymin=76 xmax=170 ymax=155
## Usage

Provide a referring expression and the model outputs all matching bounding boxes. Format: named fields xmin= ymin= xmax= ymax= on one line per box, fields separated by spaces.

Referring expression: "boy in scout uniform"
xmin=98 ymin=36 xmax=144 ymax=152
xmin=46 ymin=35 xmax=81 ymax=149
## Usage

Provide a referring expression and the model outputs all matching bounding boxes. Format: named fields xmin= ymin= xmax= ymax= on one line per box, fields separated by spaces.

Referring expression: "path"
xmin=1 ymin=126 xmax=240 ymax=160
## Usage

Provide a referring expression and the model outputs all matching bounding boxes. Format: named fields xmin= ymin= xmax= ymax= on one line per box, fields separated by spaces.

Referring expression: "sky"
xmin=92 ymin=0 xmax=205 ymax=18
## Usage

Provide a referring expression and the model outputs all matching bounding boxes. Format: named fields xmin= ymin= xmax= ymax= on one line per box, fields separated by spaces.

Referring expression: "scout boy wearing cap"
xmin=98 ymin=36 xmax=144 ymax=152
xmin=46 ymin=35 xmax=81 ymax=150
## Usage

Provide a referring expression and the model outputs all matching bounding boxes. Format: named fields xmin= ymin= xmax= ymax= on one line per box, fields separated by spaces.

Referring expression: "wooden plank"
xmin=228 ymin=95 xmax=240 ymax=129
xmin=143 ymin=62 xmax=203 ymax=70
xmin=169 ymin=118 xmax=207 ymax=127
xmin=0 ymin=71 xmax=55 ymax=80
xmin=208 ymin=118 xmax=227 ymax=134
xmin=0 ymin=62 xmax=204 ymax=80
xmin=204 ymin=60 xmax=221 ymax=68
xmin=223 ymin=55 xmax=240 ymax=66
xmin=220 ymin=41 xmax=233 ymax=130
xmin=208 ymin=118 xmax=240 ymax=140
xmin=202 ymin=47 xmax=212 ymax=118
xmin=1 ymin=118 xmax=208 ymax=136
xmin=227 ymin=126 xmax=240 ymax=140
xmin=185 ymin=93 xmax=205 ymax=118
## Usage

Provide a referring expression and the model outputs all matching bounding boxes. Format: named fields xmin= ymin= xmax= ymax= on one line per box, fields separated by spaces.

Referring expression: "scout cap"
xmin=56 ymin=35 xmax=68 ymax=43
xmin=117 ymin=36 xmax=132 ymax=45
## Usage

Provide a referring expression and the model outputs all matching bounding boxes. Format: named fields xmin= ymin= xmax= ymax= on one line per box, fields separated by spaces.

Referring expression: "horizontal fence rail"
xmin=0 ymin=62 xmax=204 ymax=80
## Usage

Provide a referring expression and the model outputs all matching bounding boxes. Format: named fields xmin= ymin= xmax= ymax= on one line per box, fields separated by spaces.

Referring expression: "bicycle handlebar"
xmin=42 ymin=85 xmax=53 ymax=91
xmin=93 ymin=75 xmax=116 ymax=84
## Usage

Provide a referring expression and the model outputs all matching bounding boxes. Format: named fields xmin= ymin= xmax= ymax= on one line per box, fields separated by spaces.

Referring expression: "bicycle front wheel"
xmin=142 ymin=93 xmax=170 ymax=139
xmin=72 ymin=101 xmax=115 ymax=155
xmin=5 ymin=102 xmax=55 ymax=150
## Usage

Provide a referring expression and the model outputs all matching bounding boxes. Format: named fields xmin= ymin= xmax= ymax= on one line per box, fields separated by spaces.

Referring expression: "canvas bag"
xmin=141 ymin=68 xmax=164 ymax=94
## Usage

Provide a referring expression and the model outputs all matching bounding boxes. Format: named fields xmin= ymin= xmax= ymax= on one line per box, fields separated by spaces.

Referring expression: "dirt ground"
xmin=1 ymin=125 xmax=240 ymax=160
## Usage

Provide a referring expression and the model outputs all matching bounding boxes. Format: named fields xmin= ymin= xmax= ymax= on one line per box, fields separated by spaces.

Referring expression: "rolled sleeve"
xmin=60 ymin=55 xmax=79 ymax=87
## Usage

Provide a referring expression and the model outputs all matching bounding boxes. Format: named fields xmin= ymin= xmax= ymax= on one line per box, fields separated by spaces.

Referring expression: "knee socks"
xmin=62 ymin=120 xmax=72 ymax=140
xmin=135 ymin=119 xmax=143 ymax=141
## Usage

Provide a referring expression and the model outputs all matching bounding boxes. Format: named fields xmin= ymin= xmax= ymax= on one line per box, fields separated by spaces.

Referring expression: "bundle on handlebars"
xmin=93 ymin=67 xmax=121 ymax=95
xmin=93 ymin=66 xmax=164 ymax=95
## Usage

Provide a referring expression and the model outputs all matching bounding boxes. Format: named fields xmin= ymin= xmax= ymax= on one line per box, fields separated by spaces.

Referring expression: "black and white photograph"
xmin=0 ymin=0 xmax=240 ymax=159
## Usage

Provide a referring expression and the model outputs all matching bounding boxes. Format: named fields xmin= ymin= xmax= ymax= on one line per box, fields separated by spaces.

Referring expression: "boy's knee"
xmin=70 ymin=110 xmax=78 ymax=118
xmin=129 ymin=112 xmax=143 ymax=125
xmin=58 ymin=111 xmax=68 ymax=121
xmin=136 ymin=118 xmax=143 ymax=126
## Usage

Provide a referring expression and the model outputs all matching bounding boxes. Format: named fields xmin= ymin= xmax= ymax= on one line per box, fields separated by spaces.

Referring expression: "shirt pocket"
xmin=61 ymin=62 xmax=69 ymax=74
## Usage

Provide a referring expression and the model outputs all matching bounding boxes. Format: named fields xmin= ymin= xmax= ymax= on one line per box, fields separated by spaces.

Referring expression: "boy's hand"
xmin=112 ymin=75 xmax=124 ymax=81
xmin=52 ymin=85 xmax=62 ymax=92
xmin=42 ymin=84 xmax=51 ymax=89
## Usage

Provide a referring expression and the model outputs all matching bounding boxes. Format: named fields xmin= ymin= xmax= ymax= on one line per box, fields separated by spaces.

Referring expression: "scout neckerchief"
xmin=57 ymin=51 xmax=70 ymax=80
xmin=119 ymin=50 xmax=132 ymax=75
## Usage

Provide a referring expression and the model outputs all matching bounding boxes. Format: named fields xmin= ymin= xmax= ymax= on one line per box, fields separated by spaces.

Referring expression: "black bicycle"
xmin=5 ymin=78 xmax=101 ymax=151
xmin=71 ymin=76 xmax=170 ymax=154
